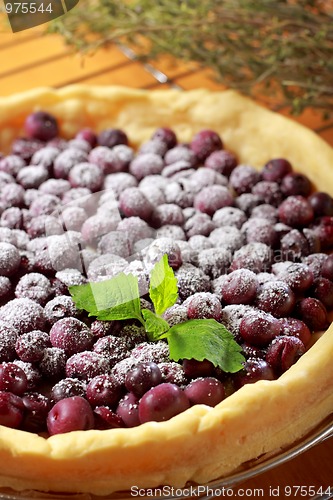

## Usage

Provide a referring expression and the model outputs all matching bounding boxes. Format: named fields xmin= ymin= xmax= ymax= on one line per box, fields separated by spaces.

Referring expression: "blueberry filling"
xmin=0 ymin=112 xmax=332 ymax=435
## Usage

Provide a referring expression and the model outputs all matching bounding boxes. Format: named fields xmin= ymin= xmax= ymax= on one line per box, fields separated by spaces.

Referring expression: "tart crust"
xmin=0 ymin=86 xmax=333 ymax=495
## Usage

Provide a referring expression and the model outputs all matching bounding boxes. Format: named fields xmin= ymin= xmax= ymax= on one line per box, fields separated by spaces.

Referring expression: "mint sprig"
xmin=69 ymin=256 xmax=245 ymax=373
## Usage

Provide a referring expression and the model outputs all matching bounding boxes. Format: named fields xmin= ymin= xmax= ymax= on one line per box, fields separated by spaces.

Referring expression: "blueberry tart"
xmin=0 ymin=86 xmax=332 ymax=496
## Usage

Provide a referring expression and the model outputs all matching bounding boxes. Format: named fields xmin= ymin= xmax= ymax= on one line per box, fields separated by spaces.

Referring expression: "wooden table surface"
xmin=0 ymin=24 xmax=332 ymax=500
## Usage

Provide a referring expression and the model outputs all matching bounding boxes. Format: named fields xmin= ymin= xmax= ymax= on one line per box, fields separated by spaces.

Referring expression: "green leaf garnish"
xmin=69 ymin=272 xmax=144 ymax=324
xmin=69 ymin=255 xmax=244 ymax=373
xmin=69 ymin=282 xmax=99 ymax=317
xmin=149 ymin=254 xmax=178 ymax=316
xmin=165 ymin=319 xmax=245 ymax=373
xmin=142 ymin=309 xmax=170 ymax=341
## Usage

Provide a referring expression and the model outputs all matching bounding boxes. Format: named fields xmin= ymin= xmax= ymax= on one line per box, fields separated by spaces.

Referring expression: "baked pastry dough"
xmin=0 ymin=86 xmax=332 ymax=496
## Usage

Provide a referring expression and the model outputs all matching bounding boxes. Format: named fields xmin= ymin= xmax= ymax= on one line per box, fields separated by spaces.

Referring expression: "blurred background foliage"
xmin=49 ymin=0 xmax=333 ymax=115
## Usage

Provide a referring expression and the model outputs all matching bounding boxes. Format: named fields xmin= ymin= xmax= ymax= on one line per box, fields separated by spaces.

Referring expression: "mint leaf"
xmin=149 ymin=254 xmax=178 ymax=316
xmin=69 ymin=273 xmax=143 ymax=324
xmin=165 ymin=319 xmax=245 ymax=373
xmin=69 ymin=282 xmax=99 ymax=316
xmin=142 ymin=309 xmax=170 ymax=341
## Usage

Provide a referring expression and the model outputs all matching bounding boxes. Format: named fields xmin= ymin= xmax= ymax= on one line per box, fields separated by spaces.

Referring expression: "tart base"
xmin=0 ymin=86 xmax=332 ymax=495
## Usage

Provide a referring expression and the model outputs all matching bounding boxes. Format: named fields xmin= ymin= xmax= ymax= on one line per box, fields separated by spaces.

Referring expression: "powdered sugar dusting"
xmin=0 ymin=298 xmax=45 ymax=334
xmin=131 ymin=341 xmax=170 ymax=364
xmin=221 ymin=304 xmax=255 ymax=337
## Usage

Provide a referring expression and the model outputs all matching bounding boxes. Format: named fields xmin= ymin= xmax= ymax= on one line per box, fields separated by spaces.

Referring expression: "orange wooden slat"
xmin=143 ymin=54 xmax=199 ymax=79
xmin=0 ymin=31 xmax=40 ymax=48
xmin=317 ymin=127 xmax=333 ymax=147
xmin=79 ymin=61 xmax=159 ymax=88
xmin=0 ymin=34 xmax=71 ymax=75
xmin=0 ymin=45 xmax=130 ymax=95
xmin=278 ymin=106 xmax=331 ymax=131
